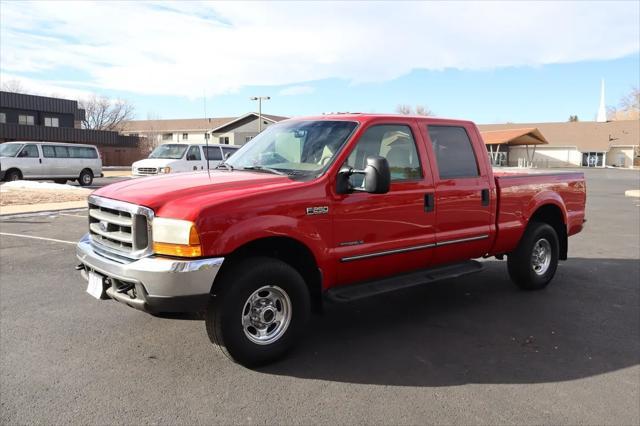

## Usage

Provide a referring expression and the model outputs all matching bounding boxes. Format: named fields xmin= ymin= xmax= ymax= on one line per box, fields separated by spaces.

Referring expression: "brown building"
xmin=478 ymin=120 xmax=639 ymax=168
xmin=0 ymin=91 xmax=141 ymax=166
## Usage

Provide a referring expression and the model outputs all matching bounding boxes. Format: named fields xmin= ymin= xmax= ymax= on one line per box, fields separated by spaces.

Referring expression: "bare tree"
xmin=415 ymin=104 xmax=433 ymax=116
xmin=568 ymin=115 xmax=579 ymax=122
xmin=79 ymin=95 xmax=135 ymax=131
xmin=395 ymin=104 xmax=413 ymax=115
xmin=607 ymin=87 xmax=640 ymax=121
xmin=1 ymin=79 xmax=29 ymax=94
xmin=395 ymin=104 xmax=434 ymax=116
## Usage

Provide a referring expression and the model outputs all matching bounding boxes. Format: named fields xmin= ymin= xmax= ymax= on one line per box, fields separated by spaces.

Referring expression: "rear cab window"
xmin=204 ymin=146 xmax=223 ymax=161
xmin=427 ymin=126 xmax=479 ymax=179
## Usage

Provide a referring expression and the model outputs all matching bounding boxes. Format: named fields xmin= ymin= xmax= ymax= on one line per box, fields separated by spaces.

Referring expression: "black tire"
xmin=205 ymin=257 xmax=310 ymax=367
xmin=53 ymin=179 xmax=67 ymax=184
xmin=507 ymin=222 xmax=559 ymax=290
xmin=5 ymin=169 xmax=22 ymax=181
xmin=78 ymin=169 xmax=93 ymax=186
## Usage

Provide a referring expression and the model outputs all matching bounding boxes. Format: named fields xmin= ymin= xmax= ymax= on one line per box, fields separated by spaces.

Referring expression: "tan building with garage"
xmin=478 ymin=120 xmax=639 ymax=168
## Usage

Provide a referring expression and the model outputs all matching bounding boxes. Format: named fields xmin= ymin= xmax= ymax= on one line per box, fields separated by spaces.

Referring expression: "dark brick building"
xmin=0 ymin=91 xmax=142 ymax=166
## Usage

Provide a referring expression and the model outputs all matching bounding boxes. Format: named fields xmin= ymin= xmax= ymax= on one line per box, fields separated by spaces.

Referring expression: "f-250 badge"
xmin=306 ymin=206 xmax=329 ymax=215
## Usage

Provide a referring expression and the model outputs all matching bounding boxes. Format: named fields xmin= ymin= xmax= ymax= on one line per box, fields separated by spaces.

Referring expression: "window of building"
xmin=346 ymin=124 xmax=422 ymax=183
xmin=19 ymin=115 xmax=35 ymax=126
xmin=186 ymin=146 xmax=201 ymax=161
xmin=0 ymin=113 xmax=6 ymax=123
xmin=44 ymin=117 xmax=59 ymax=127
xmin=428 ymin=126 xmax=479 ymax=179
xmin=162 ymin=133 xmax=173 ymax=141
xmin=18 ymin=144 xmax=39 ymax=158
xmin=220 ymin=136 xmax=230 ymax=145
xmin=245 ymin=136 xmax=254 ymax=143
xmin=204 ymin=133 xmax=210 ymax=140
xmin=182 ymin=133 xmax=189 ymax=140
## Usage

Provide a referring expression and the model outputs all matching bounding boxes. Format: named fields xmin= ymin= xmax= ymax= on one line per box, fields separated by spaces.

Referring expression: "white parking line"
xmin=0 ymin=232 xmax=76 ymax=245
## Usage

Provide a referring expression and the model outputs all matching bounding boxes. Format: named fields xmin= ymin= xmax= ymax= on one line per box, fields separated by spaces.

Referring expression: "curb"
xmin=0 ymin=207 xmax=87 ymax=219
xmin=0 ymin=201 xmax=88 ymax=217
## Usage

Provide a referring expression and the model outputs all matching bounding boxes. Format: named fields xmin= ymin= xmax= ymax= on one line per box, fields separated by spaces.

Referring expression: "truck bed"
xmin=490 ymin=170 xmax=586 ymax=255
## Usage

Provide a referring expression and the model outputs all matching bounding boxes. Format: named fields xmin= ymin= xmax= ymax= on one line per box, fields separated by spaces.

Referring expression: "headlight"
xmin=152 ymin=218 xmax=201 ymax=257
xmin=158 ymin=167 xmax=172 ymax=174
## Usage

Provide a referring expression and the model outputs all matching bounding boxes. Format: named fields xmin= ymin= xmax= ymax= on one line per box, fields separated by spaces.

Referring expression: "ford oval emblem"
xmin=99 ymin=220 xmax=109 ymax=232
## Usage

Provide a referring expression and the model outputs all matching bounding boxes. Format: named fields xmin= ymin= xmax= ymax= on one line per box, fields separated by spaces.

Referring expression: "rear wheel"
xmin=53 ymin=179 xmax=67 ymax=184
xmin=205 ymin=257 xmax=310 ymax=367
xmin=5 ymin=169 xmax=22 ymax=181
xmin=507 ymin=222 xmax=559 ymax=290
xmin=78 ymin=169 xmax=93 ymax=186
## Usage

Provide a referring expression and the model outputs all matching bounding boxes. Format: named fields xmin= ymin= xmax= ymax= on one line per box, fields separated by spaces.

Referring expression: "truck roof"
xmin=284 ymin=113 xmax=476 ymax=127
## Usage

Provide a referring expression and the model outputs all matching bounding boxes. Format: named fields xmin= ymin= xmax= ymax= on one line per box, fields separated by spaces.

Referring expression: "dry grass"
xmin=0 ymin=187 xmax=92 ymax=206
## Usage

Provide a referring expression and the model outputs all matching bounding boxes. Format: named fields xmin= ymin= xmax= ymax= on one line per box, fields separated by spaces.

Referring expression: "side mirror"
xmin=336 ymin=155 xmax=391 ymax=195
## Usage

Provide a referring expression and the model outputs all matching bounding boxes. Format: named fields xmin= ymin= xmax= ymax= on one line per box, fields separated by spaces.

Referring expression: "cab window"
xmin=345 ymin=124 xmax=422 ymax=187
xmin=186 ymin=146 xmax=201 ymax=161
xmin=428 ymin=126 xmax=479 ymax=179
xmin=19 ymin=144 xmax=39 ymax=158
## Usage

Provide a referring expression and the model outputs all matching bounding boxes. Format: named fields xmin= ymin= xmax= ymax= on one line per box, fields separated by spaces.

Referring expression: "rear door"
xmin=16 ymin=144 xmax=42 ymax=178
xmin=422 ymin=124 xmax=494 ymax=263
xmin=186 ymin=145 xmax=204 ymax=171
xmin=332 ymin=121 xmax=437 ymax=285
xmin=41 ymin=145 xmax=58 ymax=177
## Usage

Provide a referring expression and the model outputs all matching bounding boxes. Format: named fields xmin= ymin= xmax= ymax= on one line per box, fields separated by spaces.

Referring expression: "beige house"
xmin=478 ymin=120 xmax=639 ymax=168
xmin=120 ymin=113 xmax=287 ymax=149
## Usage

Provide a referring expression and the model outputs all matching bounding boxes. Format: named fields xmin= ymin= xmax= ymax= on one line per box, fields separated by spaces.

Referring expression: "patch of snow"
xmin=0 ymin=180 xmax=87 ymax=191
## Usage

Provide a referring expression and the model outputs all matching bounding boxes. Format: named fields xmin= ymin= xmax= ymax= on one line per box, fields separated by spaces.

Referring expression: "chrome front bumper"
xmin=76 ymin=234 xmax=224 ymax=313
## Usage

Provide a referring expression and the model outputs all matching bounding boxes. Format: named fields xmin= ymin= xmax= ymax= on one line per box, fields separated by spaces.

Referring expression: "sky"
xmin=1 ymin=1 xmax=639 ymax=124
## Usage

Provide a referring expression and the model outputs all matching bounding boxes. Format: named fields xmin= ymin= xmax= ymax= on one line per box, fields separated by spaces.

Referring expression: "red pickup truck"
xmin=76 ymin=114 xmax=586 ymax=366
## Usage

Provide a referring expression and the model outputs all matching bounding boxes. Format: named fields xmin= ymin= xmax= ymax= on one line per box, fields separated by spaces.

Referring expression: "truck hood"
xmin=93 ymin=170 xmax=294 ymax=218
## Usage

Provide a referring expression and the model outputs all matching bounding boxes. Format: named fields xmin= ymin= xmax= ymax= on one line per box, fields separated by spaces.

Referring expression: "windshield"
xmin=0 ymin=144 xmax=24 ymax=158
xmin=226 ymin=120 xmax=357 ymax=176
xmin=148 ymin=144 xmax=188 ymax=159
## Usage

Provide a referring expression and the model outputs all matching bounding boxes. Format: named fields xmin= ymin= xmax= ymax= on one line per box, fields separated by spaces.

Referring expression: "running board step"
xmin=326 ymin=260 xmax=484 ymax=302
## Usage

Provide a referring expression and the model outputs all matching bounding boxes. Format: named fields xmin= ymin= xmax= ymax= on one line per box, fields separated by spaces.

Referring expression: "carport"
xmin=480 ymin=128 xmax=548 ymax=167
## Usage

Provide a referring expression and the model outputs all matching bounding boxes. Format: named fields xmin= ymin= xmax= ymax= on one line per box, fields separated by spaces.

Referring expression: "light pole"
xmin=250 ymin=96 xmax=270 ymax=133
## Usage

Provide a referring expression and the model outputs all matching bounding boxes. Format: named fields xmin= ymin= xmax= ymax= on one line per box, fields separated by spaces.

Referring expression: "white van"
xmin=0 ymin=141 xmax=103 ymax=186
xmin=131 ymin=144 xmax=239 ymax=177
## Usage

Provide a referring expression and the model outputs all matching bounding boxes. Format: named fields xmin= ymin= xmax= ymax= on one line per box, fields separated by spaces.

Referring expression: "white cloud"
xmin=1 ymin=1 xmax=638 ymax=98
xmin=278 ymin=85 xmax=315 ymax=96
xmin=0 ymin=73 xmax=94 ymax=100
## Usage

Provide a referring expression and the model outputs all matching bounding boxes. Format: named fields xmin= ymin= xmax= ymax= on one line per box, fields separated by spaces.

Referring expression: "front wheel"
xmin=5 ymin=169 xmax=21 ymax=181
xmin=205 ymin=257 xmax=310 ymax=367
xmin=78 ymin=169 xmax=93 ymax=186
xmin=507 ymin=222 xmax=559 ymax=290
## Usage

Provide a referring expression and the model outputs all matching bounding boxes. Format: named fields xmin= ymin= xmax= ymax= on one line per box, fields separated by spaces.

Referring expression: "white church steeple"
xmin=596 ymin=78 xmax=607 ymax=122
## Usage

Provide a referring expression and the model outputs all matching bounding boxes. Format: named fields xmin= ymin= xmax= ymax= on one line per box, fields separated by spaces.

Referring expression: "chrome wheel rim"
xmin=82 ymin=174 xmax=90 ymax=184
xmin=241 ymin=285 xmax=292 ymax=345
xmin=532 ymin=238 xmax=552 ymax=275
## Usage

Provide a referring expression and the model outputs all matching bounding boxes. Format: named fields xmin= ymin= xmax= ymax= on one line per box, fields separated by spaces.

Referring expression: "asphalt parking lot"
xmin=1 ymin=168 xmax=638 ymax=425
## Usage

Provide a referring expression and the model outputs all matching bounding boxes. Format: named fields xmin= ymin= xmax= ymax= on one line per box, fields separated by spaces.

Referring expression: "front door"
xmin=332 ymin=122 xmax=436 ymax=285
xmin=424 ymin=124 xmax=494 ymax=264
xmin=16 ymin=144 xmax=42 ymax=178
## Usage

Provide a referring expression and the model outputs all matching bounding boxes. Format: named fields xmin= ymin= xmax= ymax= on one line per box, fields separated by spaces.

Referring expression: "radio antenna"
xmin=204 ymin=91 xmax=210 ymax=177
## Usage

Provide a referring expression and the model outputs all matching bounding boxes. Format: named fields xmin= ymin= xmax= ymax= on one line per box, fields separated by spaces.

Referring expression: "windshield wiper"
xmin=216 ymin=162 xmax=234 ymax=171
xmin=241 ymin=166 xmax=286 ymax=176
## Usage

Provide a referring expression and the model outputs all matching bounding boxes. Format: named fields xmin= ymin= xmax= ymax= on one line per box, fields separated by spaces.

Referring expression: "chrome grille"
xmin=136 ymin=167 xmax=157 ymax=175
xmin=88 ymin=195 xmax=153 ymax=260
